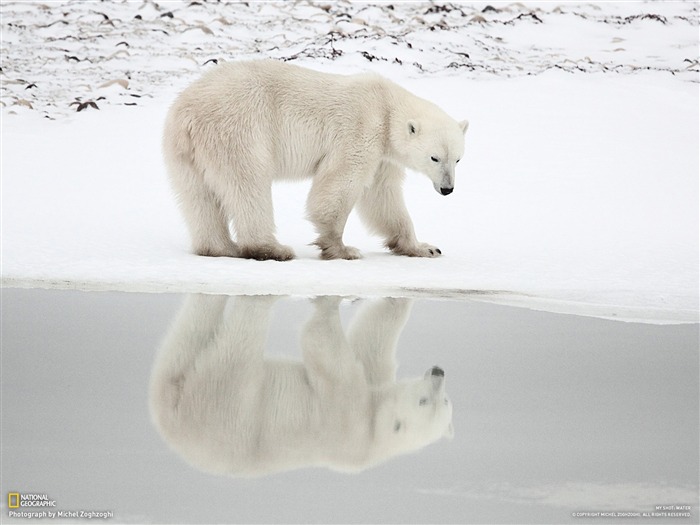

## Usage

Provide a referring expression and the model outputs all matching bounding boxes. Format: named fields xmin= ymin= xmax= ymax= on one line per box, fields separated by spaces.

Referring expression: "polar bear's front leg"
xmin=347 ymin=298 xmax=413 ymax=386
xmin=302 ymin=296 xmax=367 ymax=388
xmin=357 ymin=163 xmax=442 ymax=258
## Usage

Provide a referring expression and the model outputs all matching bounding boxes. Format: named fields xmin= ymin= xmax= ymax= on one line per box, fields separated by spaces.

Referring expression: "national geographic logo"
xmin=8 ymin=493 xmax=56 ymax=508
xmin=7 ymin=492 xmax=113 ymax=520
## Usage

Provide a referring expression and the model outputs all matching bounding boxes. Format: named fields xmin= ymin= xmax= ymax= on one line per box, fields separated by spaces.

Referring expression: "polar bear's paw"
xmin=317 ymin=243 xmax=363 ymax=260
xmin=240 ymin=243 xmax=296 ymax=261
xmin=196 ymin=244 xmax=239 ymax=258
xmin=390 ymin=242 xmax=442 ymax=258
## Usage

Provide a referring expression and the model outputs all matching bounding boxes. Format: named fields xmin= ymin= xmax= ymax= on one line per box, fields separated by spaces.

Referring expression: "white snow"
xmin=1 ymin=1 xmax=698 ymax=324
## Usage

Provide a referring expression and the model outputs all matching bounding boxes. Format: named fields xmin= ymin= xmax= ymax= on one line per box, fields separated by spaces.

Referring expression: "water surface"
xmin=2 ymin=289 xmax=698 ymax=524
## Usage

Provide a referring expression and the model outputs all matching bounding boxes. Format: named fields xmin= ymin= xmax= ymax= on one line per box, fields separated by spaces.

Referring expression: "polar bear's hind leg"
xmin=224 ymin=172 xmax=296 ymax=262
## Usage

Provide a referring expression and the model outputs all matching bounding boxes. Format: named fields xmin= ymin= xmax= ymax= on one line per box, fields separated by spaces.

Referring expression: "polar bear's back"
xmin=193 ymin=59 xmax=373 ymax=109
xmin=172 ymin=60 xmax=382 ymax=134
xmin=165 ymin=60 xmax=398 ymax=181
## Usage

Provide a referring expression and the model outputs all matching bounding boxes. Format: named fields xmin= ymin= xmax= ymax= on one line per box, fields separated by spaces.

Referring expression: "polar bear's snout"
xmin=433 ymin=181 xmax=454 ymax=196
xmin=435 ymin=169 xmax=455 ymax=196
xmin=429 ymin=366 xmax=445 ymax=377
xmin=425 ymin=366 xmax=447 ymax=396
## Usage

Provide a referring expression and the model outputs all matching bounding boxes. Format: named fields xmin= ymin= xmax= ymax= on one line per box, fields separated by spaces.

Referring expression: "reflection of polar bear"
xmin=149 ymin=295 xmax=453 ymax=476
xmin=163 ymin=59 xmax=468 ymax=261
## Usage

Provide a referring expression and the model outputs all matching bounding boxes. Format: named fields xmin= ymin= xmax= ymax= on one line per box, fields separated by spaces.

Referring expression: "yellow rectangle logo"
xmin=8 ymin=493 xmax=20 ymax=508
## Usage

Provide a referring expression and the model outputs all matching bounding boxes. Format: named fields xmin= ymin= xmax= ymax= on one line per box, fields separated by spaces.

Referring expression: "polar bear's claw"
xmin=390 ymin=242 xmax=442 ymax=258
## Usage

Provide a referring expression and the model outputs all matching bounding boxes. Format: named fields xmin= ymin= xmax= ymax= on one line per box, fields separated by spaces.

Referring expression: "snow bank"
xmin=1 ymin=1 xmax=698 ymax=323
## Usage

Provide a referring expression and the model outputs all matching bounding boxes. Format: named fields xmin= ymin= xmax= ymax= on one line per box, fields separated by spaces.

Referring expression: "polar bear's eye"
xmin=430 ymin=156 xmax=439 ymax=163
xmin=456 ymin=158 xmax=461 ymax=164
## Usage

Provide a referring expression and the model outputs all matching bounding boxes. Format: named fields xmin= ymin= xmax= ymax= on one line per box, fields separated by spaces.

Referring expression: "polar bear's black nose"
xmin=430 ymin=366 xmax=445 ymax=377
xmin=440 ymin=187 xmax=453 ymax=196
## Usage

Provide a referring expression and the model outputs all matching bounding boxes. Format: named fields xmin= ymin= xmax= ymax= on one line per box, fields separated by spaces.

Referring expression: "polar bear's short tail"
xmin=162 ymin=107 xmax=239 ymax=257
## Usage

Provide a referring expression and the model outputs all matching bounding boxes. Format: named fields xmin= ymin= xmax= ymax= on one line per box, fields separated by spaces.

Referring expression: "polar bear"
xmin=149 ymin=295 xmax=454 ymax=476
xmin=163 ymin=59 xmax=468 ymax=260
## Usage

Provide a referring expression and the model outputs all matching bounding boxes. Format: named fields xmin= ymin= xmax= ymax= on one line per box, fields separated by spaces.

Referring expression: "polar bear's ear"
xmin=408 ymin=120 xmax=418 ymax=136
xmin=459 ymin=120 xmax=469 ymax=135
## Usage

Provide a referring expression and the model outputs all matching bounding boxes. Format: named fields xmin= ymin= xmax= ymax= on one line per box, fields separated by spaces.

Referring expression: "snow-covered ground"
xmin=1 ymin=1 xmax=698 ymax=323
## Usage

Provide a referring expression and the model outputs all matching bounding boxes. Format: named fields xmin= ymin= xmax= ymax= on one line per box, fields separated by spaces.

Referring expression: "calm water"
xmin=2 ymin=288 xmax=698 ymax=524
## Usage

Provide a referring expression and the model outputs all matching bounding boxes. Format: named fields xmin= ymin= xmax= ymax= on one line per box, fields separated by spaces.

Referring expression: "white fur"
xmin=149 ymin=295 xmax=454 ymax=476
xmin=162 ymin=59 xmax=468 ymax=260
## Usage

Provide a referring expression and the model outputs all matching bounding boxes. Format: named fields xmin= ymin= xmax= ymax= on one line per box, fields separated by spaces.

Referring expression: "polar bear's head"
xmin=375 ymin=366 xmax=454 ymax=458
xmin=401 ymin=110 xmax=468 ymax=196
